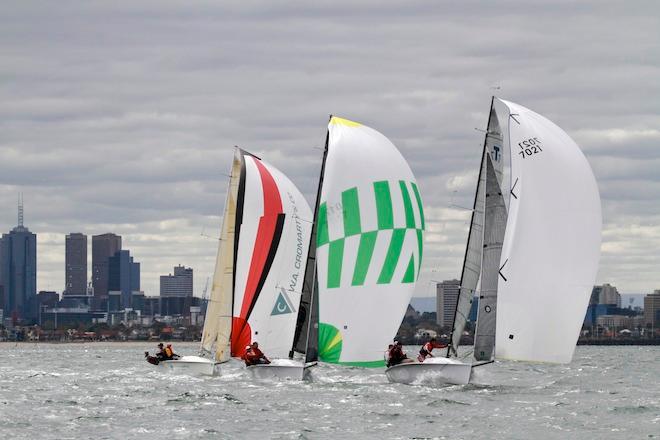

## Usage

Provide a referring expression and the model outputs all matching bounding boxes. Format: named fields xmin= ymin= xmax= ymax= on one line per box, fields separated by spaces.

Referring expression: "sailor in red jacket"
xmin=244 ymin=341 xmax=271 ymax=366
xmin=417 ymin=338 xmax=447 ymax=362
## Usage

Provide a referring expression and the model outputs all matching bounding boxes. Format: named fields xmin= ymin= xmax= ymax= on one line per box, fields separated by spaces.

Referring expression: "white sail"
xmin=201 ymin=150 xmax=241 ymax=363
xmin=231 ymin=151 xmax=313 ymax=359
xmin=494 ymin=99 xmax=602 ymax=364
xmin=315 ymin=116 xmax=425 ymax=366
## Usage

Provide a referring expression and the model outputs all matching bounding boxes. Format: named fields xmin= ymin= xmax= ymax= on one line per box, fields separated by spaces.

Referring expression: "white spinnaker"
xmin=201 ymin=150 xmax=241 ymax=363
xmin=316 ymin=117 xmax=424 ymax=366
xmin=232 ymin=153 xmax=313 ymax=359
xmin=495 ymin=99 xmax=602 ymax=364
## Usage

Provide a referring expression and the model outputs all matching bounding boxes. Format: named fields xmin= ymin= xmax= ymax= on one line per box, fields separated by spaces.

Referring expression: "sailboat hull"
xmin=157 ymin=355 xmax=219 ymax=376
xmin=246 ymin=359 xmax=315 ymax=381
xmin=385 ymin=358 xmax=472 ymax=385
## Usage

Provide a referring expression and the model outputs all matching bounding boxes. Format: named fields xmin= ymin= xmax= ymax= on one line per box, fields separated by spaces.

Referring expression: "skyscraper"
xmin=590 ymin=283 xmax=621 ymax=307
xmin=108 ymin=249 xmax=140 ymax=310
xmin=644 ymin=290 xmax=660 ymax=328
xmin=91 ymin=233 xmax=121 ymax=310
xmin=0 ymin=196 xmax=37 ymax=322
xmin=65 ymin=233 xmax=87 ymax=296
xmin=159 ymin=265 xmax=193 ymax=317
xmin=160 ymin=265 xmax=193 ymax=297
xmin=436 ymin=279 xmax=460 ymax=328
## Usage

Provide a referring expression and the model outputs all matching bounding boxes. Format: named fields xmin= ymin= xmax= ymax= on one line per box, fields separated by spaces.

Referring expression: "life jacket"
xmin=164 ymin=346 xmax=174 ymax=358
xmin=389 ymin=345 xmax=405 ymax=364
xmin=251 ymin=347 xmax=264 ymax=359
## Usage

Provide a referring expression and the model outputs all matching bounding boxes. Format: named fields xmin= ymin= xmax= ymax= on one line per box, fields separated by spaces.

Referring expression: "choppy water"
xmin=0 ymin=343 xmax=658 ymax=439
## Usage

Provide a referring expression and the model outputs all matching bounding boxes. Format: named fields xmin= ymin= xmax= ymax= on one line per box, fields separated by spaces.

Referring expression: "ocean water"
xmin=0 ymin=343 xmax=658 ymax=439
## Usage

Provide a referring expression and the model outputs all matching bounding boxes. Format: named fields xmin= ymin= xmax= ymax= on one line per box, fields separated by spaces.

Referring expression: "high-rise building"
xmin=65 ymin=233 xmax=87 ymax=296
xmin=91 ymin=233 xmax=121 ymax=309
xmin=108 ymin=250 xmax=140 ymax=310
xmin=0 ymin=196 xmax=37 ymax=322
xmin=436 ymin=279 xmax=460 ymax=328
xmin=644 ymin=290 xmax=660 ymax=328
xmin=160 ymin=265 xmax=193 ymax=317
xmin=590 ymin=283 xmax=621 ymax=307
xmin=160 ymin=265 xmax=193 ymax=297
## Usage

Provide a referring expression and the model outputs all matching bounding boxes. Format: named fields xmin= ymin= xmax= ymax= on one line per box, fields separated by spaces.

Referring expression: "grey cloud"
xmin=1 ymin=0 xmax=658 ymax=295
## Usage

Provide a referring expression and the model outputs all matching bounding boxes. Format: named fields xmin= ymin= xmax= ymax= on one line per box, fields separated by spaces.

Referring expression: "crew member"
xmin=387 ymin=341 xmax=412 ymax=367
xmin=165 ymin=344 xmax=180 ymax=360
xmin=156 ymin=343 xmax=167 ymax=361
xmin=244 ymin=341 xmax=271 ymax=366
xmin=417 ymin=338 xmax=447 ymax=362
xmin=241 ymin=345 xmax=252 ymax=366
xmin=384 ymin=344 xmax=393 ymax=366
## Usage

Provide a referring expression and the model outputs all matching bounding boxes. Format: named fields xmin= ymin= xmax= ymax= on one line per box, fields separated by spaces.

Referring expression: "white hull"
xmin=246 ymin=359 xmax=314 ymax=381
xmin=385 ymin=358 xmax=472 ymax=385
xmin=158 ymin=356 xmax=219 ymax=376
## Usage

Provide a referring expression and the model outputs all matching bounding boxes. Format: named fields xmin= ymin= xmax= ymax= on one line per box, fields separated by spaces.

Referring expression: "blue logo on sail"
xmin=271 ymin=289 xmax=295 ymax=315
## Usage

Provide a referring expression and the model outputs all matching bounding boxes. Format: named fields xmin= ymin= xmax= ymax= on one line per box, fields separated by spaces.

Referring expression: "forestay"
xmin=315 ymin=116 xmax=425 ymax=366
xmin=495 ymin=99 xmax=601 ymax=363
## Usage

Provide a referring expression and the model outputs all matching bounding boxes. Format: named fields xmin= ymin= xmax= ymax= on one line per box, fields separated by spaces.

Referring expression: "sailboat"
xmin=156 ymin=148 xmax=312 ymax=376
xmin=288 ymin=116 xmax=425 ymax=372
xmin=386 ymin=98 xmax=602 ymax=385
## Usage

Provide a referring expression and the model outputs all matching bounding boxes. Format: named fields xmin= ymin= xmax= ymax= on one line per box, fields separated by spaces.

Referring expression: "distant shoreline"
xmin=0 ymin=341 xmax=200 ymax=347
xmin=577 ymin=339 xmax=660 ymax=346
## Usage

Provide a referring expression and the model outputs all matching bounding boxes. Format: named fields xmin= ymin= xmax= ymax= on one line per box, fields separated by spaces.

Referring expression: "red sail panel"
xmin=231 ymin=317 xmax=252 ymax=358
xmin=231 ymin=158 xmax=284 ymax=352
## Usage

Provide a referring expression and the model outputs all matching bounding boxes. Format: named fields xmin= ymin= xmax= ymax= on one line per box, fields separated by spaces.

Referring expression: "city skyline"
xmin=0 ymin=201 xmax=656 ymax=299
xmin=1 ymin=2 xmax=658 ymax=297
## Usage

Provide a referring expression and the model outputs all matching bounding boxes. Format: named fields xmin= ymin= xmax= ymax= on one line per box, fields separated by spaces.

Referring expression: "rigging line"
xmin=509 ymin=114 xmax=520 ymax=125
xmin=449 ymin=204 xmax=474 ymax=212
xmin=449 ymin=190 xmax=474 ymax=212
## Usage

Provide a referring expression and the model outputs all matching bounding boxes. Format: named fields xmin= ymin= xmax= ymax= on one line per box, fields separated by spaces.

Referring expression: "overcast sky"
xmin=1 ymin=1 xmax=658 ymax=298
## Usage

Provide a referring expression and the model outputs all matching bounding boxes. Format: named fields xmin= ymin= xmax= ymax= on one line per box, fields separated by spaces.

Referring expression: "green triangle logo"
xmin=271 ymin=290 xmax=294 ymax=315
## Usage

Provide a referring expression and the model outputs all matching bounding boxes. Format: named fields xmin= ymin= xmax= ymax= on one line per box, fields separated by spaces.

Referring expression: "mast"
xmin=290 ymin=117 xmax=331 ymax=361
xmin=446 ymin=97 xmax=494 ymax=358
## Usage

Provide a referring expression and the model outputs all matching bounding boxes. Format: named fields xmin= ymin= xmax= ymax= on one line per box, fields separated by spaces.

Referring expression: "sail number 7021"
xmin=517 ymin=137 xmax=542 ymax=159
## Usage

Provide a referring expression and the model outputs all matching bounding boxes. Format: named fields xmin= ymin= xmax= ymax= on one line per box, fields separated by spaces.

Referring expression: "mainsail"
xmin=473 ymin=154 xmax=507 ymax=361
xmin=312 ymin=116 xmax=425 ymax=366
xmin=202 ymin=148 xmax=312 ymax=362
xmin=447 ymin=110 xmax=490 ymax=358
